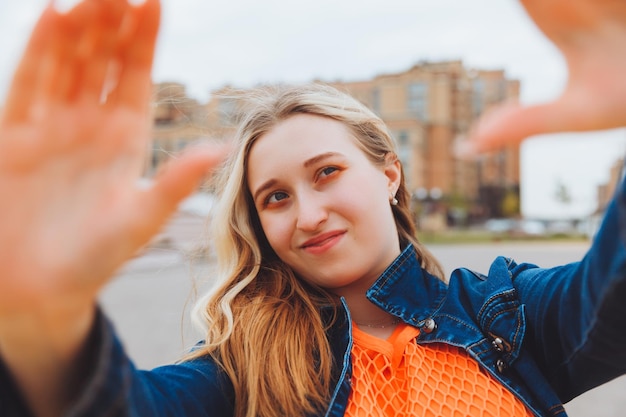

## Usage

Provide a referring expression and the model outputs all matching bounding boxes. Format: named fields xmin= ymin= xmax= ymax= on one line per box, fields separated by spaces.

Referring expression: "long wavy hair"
xmin=188 ymin=83 xmax=444 ymax=417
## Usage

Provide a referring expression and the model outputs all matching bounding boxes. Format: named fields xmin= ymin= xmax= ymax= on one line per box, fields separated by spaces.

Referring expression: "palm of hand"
xmin=0 ymin=102 xmax=151 ymax=310
xmin=0 ymin=1 xmax=223 ymax=315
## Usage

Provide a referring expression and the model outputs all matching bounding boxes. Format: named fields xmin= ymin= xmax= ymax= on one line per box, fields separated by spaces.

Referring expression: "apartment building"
xmin=149 ymin=60 xmax=521 ymax=222
xmin=597 ymin=157 xmax=625 ymax=213
xmin=330 ymin=60 xmax=520 ymax=222
xmin=148 ymin=82 xmax=209 ymax=177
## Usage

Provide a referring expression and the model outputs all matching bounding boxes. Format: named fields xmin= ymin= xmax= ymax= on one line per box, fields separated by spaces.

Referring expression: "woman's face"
xmin=246 ymin=113 xmax=402 ymax=296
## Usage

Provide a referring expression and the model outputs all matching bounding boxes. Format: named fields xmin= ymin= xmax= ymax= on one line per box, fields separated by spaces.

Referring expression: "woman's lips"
xmin=300 ymin=230 xmax=345 ymax=254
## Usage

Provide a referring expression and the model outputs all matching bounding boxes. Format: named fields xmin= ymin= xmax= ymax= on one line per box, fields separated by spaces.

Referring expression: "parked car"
xmin=484 ymin=218 xmax=546 ymax=238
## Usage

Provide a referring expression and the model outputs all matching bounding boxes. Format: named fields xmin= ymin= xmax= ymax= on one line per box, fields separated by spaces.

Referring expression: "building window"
xmin=397 ymin=130 xmax=409 ymax=147
xmin=497 ymin=79 xmax=507 ymax=102
xmin=407 ymin=82 xmax=428 ymax=120
xmin=372 ymin=88 xmax=381 ymax=115
xmin=472 ymin=79 xmax=484 ymax=117
xmin=395 ymin=130 xmax=411 ymax=174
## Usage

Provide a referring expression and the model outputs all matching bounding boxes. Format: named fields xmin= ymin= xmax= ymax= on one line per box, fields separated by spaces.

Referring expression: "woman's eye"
xmin=319 ymin=166 xmax=338 ymax=178
xmin=266 ymin=191 xmax=288 ymax=205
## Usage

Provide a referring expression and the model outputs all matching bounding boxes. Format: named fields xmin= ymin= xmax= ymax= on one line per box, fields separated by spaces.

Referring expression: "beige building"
xmin=147 ymin=82 xmax=210 ymax=177
xmin=329 ymin=61 xmax=521 ymax=221
xmin=597 ymin=157 xmax=625 ymax=213
xmin=149 ymin=60 xmax=521 ymax=222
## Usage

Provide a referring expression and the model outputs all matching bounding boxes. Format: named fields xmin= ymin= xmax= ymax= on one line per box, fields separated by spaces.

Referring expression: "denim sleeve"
xmin=1 ymin=308 xmax=234 ymax=417
xmin=0 ymin=355 xmax=36 ymax=416
xmin=512 ymin=173 xmax=626 ymax=401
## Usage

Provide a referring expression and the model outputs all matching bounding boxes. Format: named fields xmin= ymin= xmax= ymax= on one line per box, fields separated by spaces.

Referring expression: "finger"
xmin=2 ymin=5 xmax=58 ymax=124
xmin=43 ymin=0 xmax=116 ymax=103
xmin=105 ymin=0 xmax=160 ymax=112
xmin=128 ymin=143 xmax=229 ymax=248
xmin=74 ymin=0 xmax=129 ymax=103
xmin=464 ymin=100 xmax=566 ymax=154
xmin=520 ymin=0 xmax=597 ymax=39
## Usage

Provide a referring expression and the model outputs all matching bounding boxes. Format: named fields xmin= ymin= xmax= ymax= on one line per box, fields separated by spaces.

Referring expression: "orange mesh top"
xmin=346 ymin=322 xmax=534 ymax=417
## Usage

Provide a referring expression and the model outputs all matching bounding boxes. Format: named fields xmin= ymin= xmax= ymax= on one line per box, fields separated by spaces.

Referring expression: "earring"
xmin=390 ymin=194 xmax=398 ymax=206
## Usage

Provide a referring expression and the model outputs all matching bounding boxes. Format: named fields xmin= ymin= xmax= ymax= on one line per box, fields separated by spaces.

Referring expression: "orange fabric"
xmin=346 ymin=322 xmax=534 ymax=417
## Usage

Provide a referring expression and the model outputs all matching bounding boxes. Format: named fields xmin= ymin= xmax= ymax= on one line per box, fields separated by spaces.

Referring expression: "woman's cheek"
xmin=262 ymin=217 xmax=291 ymax=252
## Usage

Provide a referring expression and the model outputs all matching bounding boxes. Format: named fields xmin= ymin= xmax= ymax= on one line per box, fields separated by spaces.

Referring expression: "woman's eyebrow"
xmin=252 ymin=179 xmax=278 ymax=203
xmin=303 ymin=152 xmax=343 ymax=168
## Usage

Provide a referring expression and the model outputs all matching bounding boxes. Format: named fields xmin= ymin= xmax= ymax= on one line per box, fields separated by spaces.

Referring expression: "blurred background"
xmin=1 ymin=0 xmax=626 ymax=230
xmin=2 ymin=1 xmax=626 ymax=415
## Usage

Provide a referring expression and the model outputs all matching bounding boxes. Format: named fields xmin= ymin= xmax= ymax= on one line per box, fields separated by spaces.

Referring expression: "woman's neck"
xmin=340 ymin=291 xmax=400 ymax=338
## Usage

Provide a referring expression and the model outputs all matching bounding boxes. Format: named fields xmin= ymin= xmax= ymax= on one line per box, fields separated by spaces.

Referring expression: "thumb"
xmin=130 ymin=143 xmax=230 ymax=246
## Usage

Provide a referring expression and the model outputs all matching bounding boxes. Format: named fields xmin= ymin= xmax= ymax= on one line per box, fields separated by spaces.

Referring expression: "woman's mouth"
xmin=300 ymin=231 xmax=345 ymax=254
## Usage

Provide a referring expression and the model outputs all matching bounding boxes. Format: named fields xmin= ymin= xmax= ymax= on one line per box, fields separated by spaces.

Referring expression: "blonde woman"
xmin=1 ymin=1 xmax=626 ymax=417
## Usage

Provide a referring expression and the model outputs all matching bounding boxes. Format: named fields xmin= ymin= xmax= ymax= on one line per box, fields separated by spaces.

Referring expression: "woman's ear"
xmin=383 ymin=152 xmax=402 ymax=194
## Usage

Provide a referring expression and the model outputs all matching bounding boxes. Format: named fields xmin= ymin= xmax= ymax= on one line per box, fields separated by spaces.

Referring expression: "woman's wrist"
xmin=0 ymin=302 xmax=96 ymax=417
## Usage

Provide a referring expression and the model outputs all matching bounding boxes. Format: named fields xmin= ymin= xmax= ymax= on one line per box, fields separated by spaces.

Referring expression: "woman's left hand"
xmin=466 ymin=0 xmax=626 ymax=152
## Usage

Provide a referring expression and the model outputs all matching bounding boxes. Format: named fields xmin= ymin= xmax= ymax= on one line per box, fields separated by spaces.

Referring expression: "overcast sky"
xmin=1 ymin=0 xmax=625 ymax=219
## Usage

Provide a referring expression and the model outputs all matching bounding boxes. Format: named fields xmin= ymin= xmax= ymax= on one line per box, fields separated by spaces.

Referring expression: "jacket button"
xmin=422 ymin=318 xmax=437 ymax=333
xmin=492 ymin=337 xmax=504 ymax=352
xmin=496 ymin=359 xmax=507 ymax=373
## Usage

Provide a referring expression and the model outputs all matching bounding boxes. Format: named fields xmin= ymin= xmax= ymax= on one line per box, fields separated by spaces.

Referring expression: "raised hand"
xmin=0 ymin=1 xmax=224 ymax=415
xmin=467 ymin=0 xmax=626 ymax=152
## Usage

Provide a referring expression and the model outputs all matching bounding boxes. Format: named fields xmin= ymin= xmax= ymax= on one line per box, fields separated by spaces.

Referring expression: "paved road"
xmin=99 ymin=229 xmax=626 ymax=416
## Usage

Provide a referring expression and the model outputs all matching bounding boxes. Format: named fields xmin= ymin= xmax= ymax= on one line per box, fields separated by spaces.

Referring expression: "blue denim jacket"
xmin=3 ymin=178 xmax=626 ymax=417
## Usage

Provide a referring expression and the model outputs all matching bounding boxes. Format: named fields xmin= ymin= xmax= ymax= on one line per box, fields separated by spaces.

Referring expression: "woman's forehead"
xmin=244 ymin=114 xmax=367 ymax=184
xmin=247 ymin=115 xmax=358 ymax=163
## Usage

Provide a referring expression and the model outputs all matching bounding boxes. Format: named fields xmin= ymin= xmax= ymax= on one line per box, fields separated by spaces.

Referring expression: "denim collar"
xmin=365 ymin=243 xmax=447 ymax=328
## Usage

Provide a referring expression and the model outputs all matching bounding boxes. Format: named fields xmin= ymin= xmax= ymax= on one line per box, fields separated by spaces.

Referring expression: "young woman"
xmin=1 ymin=1 xmax=626 ymax=417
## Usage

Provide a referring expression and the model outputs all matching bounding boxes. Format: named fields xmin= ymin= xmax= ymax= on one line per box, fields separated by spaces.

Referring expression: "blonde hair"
xmin=189 ymin=83 xmax=444 ymax=417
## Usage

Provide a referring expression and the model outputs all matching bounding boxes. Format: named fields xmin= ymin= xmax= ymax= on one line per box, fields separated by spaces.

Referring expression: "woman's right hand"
xmin=0 ymin=1 xmax=225 ymax=415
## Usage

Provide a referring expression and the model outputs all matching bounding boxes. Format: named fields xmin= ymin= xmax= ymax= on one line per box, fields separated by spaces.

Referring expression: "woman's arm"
xmin=512 ymin=173 xmax=626 ymax=400
xmin=1 ymin=308 xmax=235 ymax=417
xmin=466 ymin=0 xmax=626 ymax=400
xmin=0 ymin=1 xmax=224 ymax=416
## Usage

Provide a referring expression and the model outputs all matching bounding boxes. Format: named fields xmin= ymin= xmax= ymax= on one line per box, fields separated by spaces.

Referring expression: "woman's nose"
xmin=295 ymin=195 xmax=328 ymax=231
